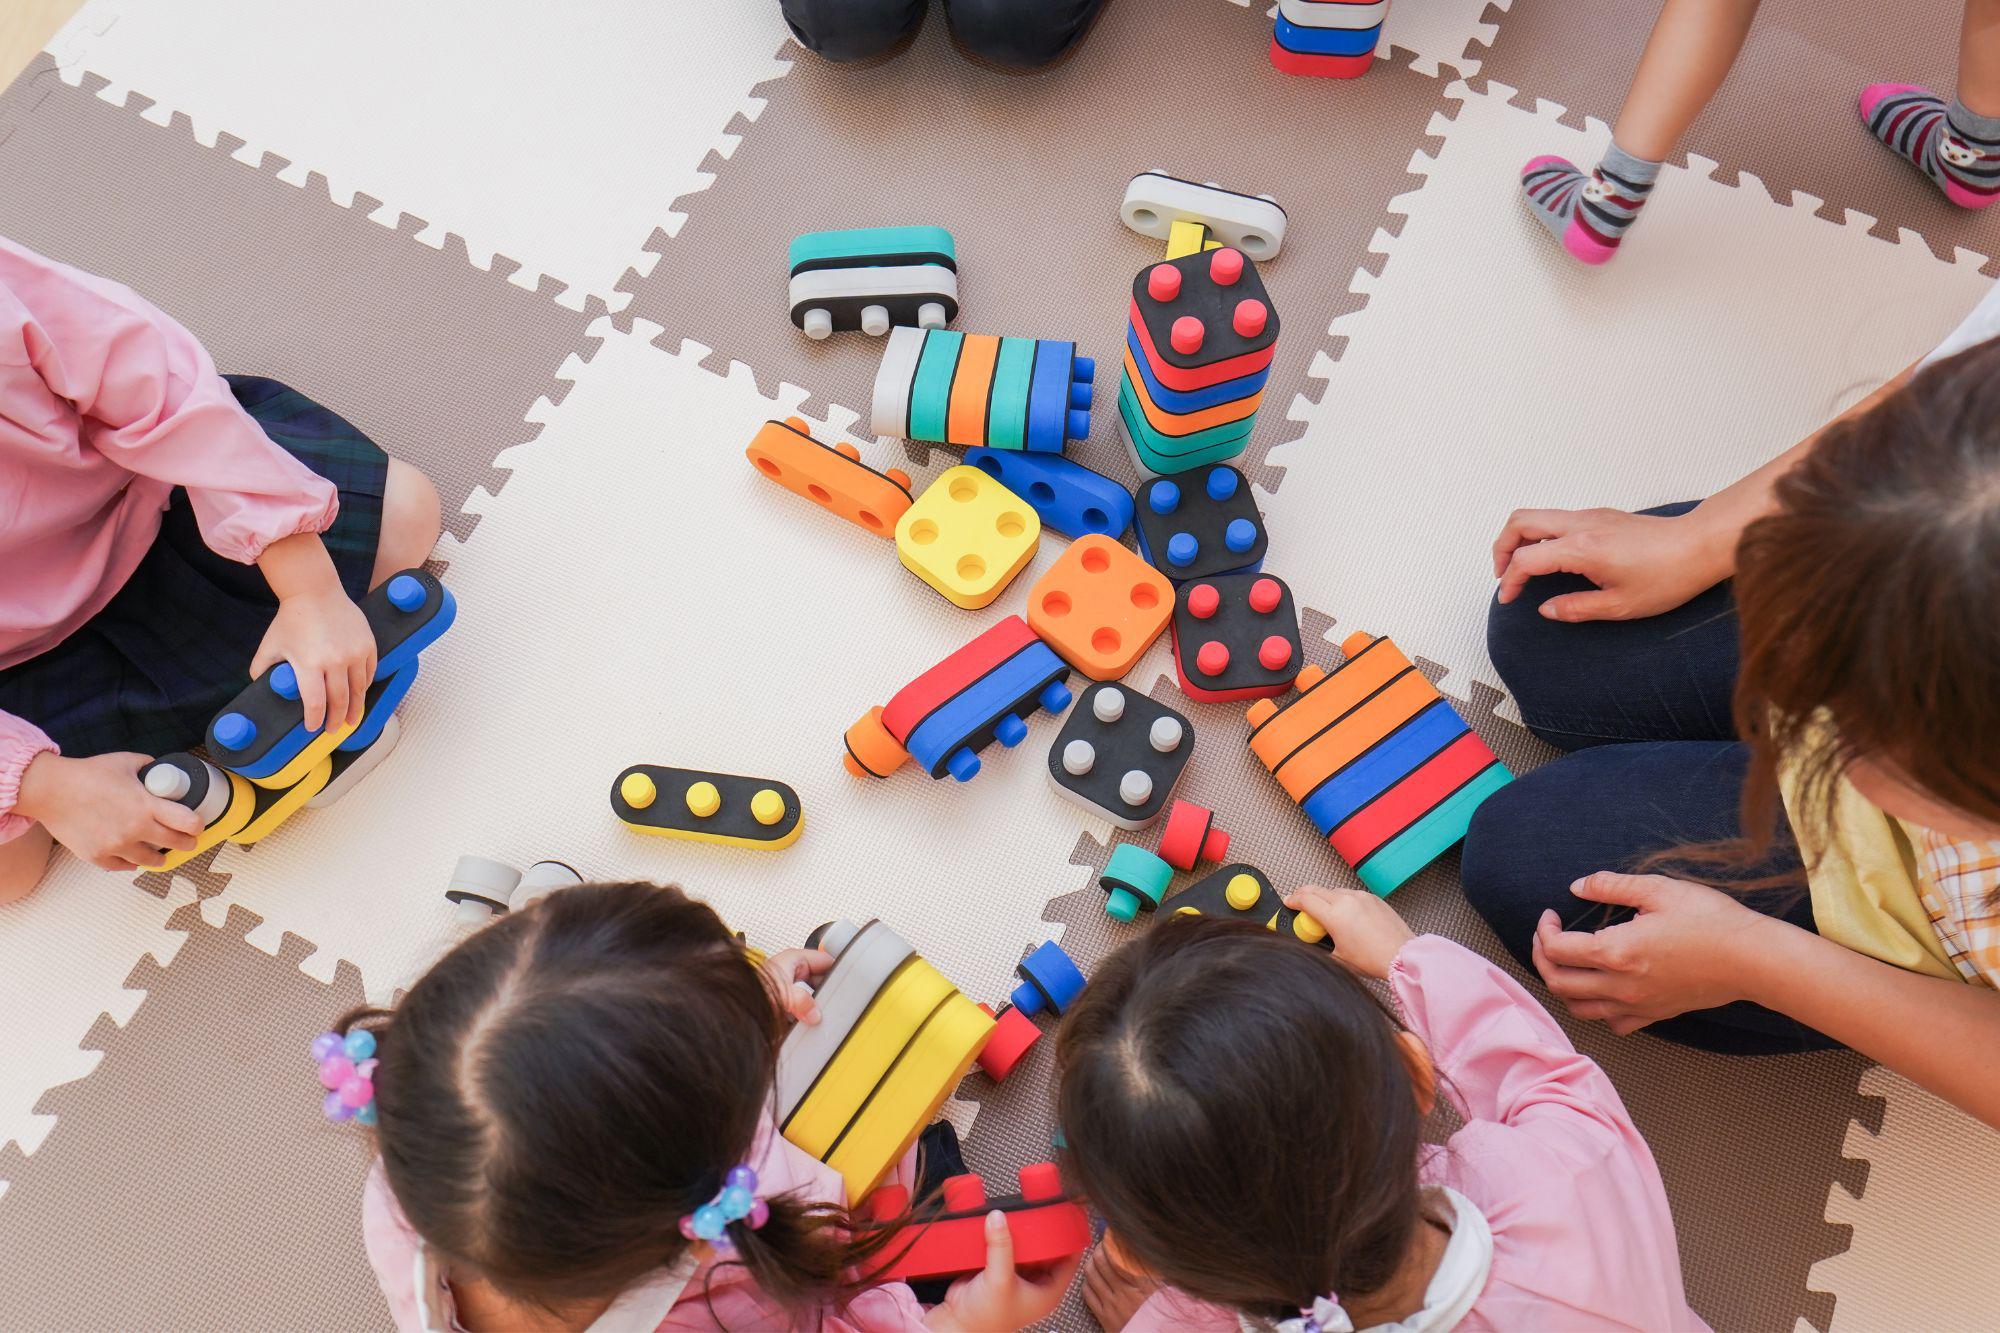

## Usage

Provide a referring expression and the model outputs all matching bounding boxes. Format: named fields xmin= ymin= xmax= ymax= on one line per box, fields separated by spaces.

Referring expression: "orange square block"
xmin=1028 ymin=535 xmax=1173 ymax=681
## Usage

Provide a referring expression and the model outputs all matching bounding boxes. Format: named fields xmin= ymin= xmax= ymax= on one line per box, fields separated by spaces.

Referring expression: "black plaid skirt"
xmin=0 ymin=376 xmax=389 ymax=760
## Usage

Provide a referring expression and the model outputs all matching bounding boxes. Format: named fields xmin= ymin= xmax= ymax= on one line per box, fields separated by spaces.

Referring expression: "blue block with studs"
xmin=1132 ymin=465 xmax=1267 ymax=581
xmin=1009 ymin=940 xmax=1088 ymax=1017
xmin=965 ymin=449 xmax=1133 ymax=541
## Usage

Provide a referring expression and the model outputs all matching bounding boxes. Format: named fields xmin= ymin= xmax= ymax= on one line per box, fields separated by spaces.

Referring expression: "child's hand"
xmin=14 ymin=751 xmax=204 ymax=871
xmin=925 ymin=1210 xmax=1082 ymax=1331
xmin=1080 ymin=1239 xmax=1160 ymax=1333
xmin=760 ymin=947 xmax=834 ymax=1025
xmin=250 ymin=586 xmax=376 ymax=734
xmin=1286 ymin=885 xmax=1415 ymax=979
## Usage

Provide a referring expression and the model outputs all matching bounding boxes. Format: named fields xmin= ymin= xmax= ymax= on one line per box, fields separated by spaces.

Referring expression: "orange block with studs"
xmin=747 ymin=417 xmax=914 ymax=539
xmin=1027 ymin=535 xmax=1174 ymax=681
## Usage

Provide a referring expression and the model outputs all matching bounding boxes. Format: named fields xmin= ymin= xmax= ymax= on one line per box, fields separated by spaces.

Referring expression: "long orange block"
xmin=947 ymin=334 xmax=1002 ymax=446
xmin=1267 ymin=670 xmax=1441 ymax=800
xmin=1246 ymin=635 xmax=1403 ymax=772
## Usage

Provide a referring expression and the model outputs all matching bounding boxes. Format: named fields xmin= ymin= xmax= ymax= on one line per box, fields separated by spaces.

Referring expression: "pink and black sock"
xmin=1520 ymin=142 xmax=1660 ymax=266
xmin=1861 ymin=85 xmax=2000 ymax=209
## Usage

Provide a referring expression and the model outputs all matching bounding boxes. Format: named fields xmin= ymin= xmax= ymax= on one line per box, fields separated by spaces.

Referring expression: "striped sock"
xmin=1861 ymin=85 xmax=2000 ymax=210
xmin=1520 ymin=142 xmax=1660 ymax=266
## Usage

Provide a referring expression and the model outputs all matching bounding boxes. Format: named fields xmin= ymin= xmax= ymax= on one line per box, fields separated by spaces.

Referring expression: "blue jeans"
xmin=779 ymin=0 xmax=1107 ymax=66
xmin=1459 ymin=502 xmax=1837 ymax=1055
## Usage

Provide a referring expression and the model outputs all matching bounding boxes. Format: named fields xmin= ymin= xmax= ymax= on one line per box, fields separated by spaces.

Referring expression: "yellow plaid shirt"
xmin=1916 ymin=833 xmax=2000 ymax=988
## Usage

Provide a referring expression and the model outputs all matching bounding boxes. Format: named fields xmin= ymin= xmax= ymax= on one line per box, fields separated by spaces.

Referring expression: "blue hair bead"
xmin=692 ymin=1205 xmax=727 ymax=1241
xmin=719 ymin=1186 xmax=753 ymax=1218
xmin=356 ymin=1102 xmax=378 ymax=1127
xmin=343 ymin=1029 xmax=377 ymax=1061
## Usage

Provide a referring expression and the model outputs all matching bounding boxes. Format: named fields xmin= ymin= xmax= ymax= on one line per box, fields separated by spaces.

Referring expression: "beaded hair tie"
xmin=678 ymin=1165 xmax=769 ymax=1252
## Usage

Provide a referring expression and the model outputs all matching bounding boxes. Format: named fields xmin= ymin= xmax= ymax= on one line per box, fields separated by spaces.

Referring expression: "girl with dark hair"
xmin=1055 ymin=895 xmax=1703 ymax=1333
xmin=1464 ymin=284 xmax=2000 ymax=1127
xmin=347 ymin=880 xmax=1076 ymax=1332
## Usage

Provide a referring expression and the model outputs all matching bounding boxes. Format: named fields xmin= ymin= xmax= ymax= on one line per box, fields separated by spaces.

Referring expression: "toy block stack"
xmin=788 ymin=225 xmax=958 ymax=339
xmin=873 ymin=327 xmax=1093 ymax=453
xmin=1270 ymin=0 xmax=1387 ymax=79
xmin=1117 ymin=245 xmax=1279 ymax=478
xmin=1245 ymin=631 xmax=1511 ymax=895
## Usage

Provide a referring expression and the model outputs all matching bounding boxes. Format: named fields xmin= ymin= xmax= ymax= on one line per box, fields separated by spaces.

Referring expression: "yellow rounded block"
xmin=894 ymin=466 xmax=1040 ymax=610
xmin=232 ymin=758 xmax=334 ymax=844
xmin=146 ymin=771 xmax=259 ymax=871
xmin=824 ymin=991 xmax=994 ymax=1200
xmin=786 ymin=960 xmax=954 ymax=1159
xmin=1292 ymin=912 xmax=1328 ymax=944
xmin=1224 ymin=873 xmax=1262 ymax=911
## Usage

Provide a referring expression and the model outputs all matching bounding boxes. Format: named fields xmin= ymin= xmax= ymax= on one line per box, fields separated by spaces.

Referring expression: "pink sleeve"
xmin=0 ymin=710 xmax=58 ymax=841
xmin=0 ymin=237 xmax=336 ymax=564
xmin=1122 ymin=1287 xmax=1241 ymax=1333
xmin=360 ymin=1159 xmax=429 ymax=1333
xmin=818 ymin=1282 xmax=930 ymax=1332
xmin=1388 ymin=934 xmax=1637 ymax=1152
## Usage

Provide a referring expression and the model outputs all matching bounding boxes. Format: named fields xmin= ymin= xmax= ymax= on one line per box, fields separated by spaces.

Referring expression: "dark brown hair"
xmin=1055 ymin=915 xmax=1427 ymax=1322
xmin=1722 ymin=336 xmax=2000 ymax=877
xmin=340 ymin=881 xmax=886 ymax=1321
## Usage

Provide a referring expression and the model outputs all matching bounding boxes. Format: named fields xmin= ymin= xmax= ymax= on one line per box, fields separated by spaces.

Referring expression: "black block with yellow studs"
xmin=611 ymin=764 xmax=804 ymax=849
xmin=1160 ymin=862 xmax=1329 ymax=950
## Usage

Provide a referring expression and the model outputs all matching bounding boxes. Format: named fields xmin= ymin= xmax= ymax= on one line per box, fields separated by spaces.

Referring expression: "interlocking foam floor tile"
xmin=41 ymin=0 xmax=794 ymax=310
xmin=0 ymin=854 xmax=198 ymax=1194
xmin=0 ymin=902 xmax=390 ymax=1331
xmin=619 ymin=0 xmax=1460 ymax=494
xmin=1808 ymin=1067 xmax=2000 ymax=1331
xmin=0 ymin=59 xmax=598 ymax=546
xmin=1256 ymin=79 xmax=1991 ymax=694
xmin=203 ymin=322 xmax=1105 ymax=1011
xmin=1467 ymin=0 xmax=2000 ymax=267
xmin=1372 ymin=0 xmax=1509 ymax=79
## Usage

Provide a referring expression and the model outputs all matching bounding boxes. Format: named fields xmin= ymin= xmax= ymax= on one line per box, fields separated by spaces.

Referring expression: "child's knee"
xmin=783 ymin=0 xmax=925 ymax=62
xmin=372 ymin=459 xmax=442 ymax=585
xmin=0 ymin=826 xmax=55 ymax=906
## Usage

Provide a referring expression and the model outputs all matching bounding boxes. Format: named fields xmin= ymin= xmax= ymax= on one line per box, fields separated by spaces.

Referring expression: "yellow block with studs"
xmin=823 ymin=989 xmax=992 ymax=1199
xmin=232 ymin=757 xmax=334 ymax=844
xmin=784 ymin=958 xmax=955 ymax=1159
xmin=610 ymin=764 xmax=803 ymax=849
xmin=895 ymin=466 xmax=1040 ymax=610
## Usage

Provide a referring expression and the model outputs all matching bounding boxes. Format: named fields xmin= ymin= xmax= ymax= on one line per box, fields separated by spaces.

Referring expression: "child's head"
xmin=1055 ymin=915 xmax=1431 ymax=1321
xmin=342 ymin=881 xmax=854 ymax=1314
xmin=1733 ymin=336 xmax=2000 ymax=844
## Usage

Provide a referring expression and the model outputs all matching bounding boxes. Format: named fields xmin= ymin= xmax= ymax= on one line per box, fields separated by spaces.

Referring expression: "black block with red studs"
xmin=1170 ymin=572 xmax=1303 ymax=703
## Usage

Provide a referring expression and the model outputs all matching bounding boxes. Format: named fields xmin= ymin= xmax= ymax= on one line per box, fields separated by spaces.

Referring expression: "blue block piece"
xmin=904 ymin=641 xmax=1071 ymax=779
xmin=1273 ymin=13 xmax=1381 ymax=55
xmin=213 ymin=712 xmax=256 ymax=751
xmin=1132 ymin=468 xmax=1268 ymax=582
xmin=1125 ymin=327 xmax=1269 ymax=413
xmin=1070 ymin=380 xmax=1093 ymax=410
xmin=996 ymin=713 xmax=1028 ymax=747
xmin=965 ymin=448 xmax=1135 ymax=541
xmin=271 ymin=664 xmax=300 ymax=701
xmin=338 ymin=658 xmax=420 ymax=753
xmin=1010 ymin=940 xmax=1088 ymax=1017
xmin=1296 ymin=700 xmax=1469 ymax=836
xmin=1026 ymin=340 xmax=1092 ymax=453
xmin=1039 ymin=680 xmax=1074 ymax=715
xmin=379 ymin=584 xmax=457 ymax=679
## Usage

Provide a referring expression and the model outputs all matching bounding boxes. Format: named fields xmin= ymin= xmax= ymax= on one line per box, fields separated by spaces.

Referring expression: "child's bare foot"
xmin=1081 ymin=1243 xmax=1159 ymax=1331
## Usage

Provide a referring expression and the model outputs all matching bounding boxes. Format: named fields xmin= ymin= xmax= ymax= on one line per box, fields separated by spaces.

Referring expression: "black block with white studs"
xmin=1046 ymin=682 xmax=1193 ymax=829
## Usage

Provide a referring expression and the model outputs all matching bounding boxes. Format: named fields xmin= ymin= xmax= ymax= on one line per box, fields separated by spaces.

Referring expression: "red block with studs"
xmin=1170 ymin=572 xmax=1303 ymax=703
xmin=860 ymin=1163 xmax=1091 ymax=1284
xmin=1128 ymin=247 xmax=1280 ymax=394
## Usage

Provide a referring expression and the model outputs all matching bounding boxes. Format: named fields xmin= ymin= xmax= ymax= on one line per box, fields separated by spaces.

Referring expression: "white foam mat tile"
xmin=0 ymin=855 xmax=197 ymax=1184
xmin=1258 ymin=81 xmax=1990 ymax=695
xmin=44 ymin=0 xmax=793 ymax=310
xmin=1378 ymin=0 xmax=1508 ymax=77
xmin=1811 ymin=1067 xmax=2000 ymax=1330
xmin=206 ymin=322 xmax=1103 ymax=1014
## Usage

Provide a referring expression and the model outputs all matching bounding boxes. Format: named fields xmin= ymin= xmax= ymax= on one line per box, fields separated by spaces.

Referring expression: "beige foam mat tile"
xmin=0 ymin=902 xmax=389 ymax=1330
xmin=1808 ymin=1067 xmax=2000 ymax=1332
xmin=1256 ymin=79 xmax=1991 ymax=696
xmin=1466 ymin=0 xmax=2000 ymax=268
xmin=42 ymin=0 xmax=794 ymax=309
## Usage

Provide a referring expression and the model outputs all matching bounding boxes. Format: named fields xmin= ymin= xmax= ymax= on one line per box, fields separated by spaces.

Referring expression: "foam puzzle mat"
xmin=3 ymin=0 xmax=1999 ymax=1327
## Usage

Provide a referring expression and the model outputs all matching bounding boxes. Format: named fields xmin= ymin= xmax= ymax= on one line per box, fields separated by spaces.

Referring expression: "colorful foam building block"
xmin=610 ymin=765 xmax=804 ymax=849
xmin=861 ymin=1164 xmax=1090 ymax=1284
xmin=1119 ymin=172 xmax=1288 ymax=261
xmin=845 ymin=615 xmax=1072 ymax=783
xmin=1270 ymin=0 xmax=1382 ymax=79
xmin=1132 ymin=465 xmax=1266 ymax=581
xmin=308 ymin=714 xmax=404 ymax=810
xmin=1157 ymin=799 xmax=1231 ymax=871
xmin=444 ymin=855 xmax=585 ymax=927
xmin=788 ymin=225 xmax=958 ymax=339
xmin=1009 ymin=940 xmax=1087 ymax=1017
xmin=1047 ymin=682 xmax=1192 ymax=829
xmin=872 ymin=326 xmax=1093 ymax=453
xmin=1025 ymin=535 xmax=1173 ymax=682
xmin=137 ymin=753 xmax=257 ymax=871
xmin=1246 ymin=632 xmax=1513 ymax=895
xmin=964 ymin=448 xmax=1133 ymax=541
xmin=975 ymin=1004 xmax=1042 ymax=1081
xmin=896 ymin=466 xmax=1041 ymax=609
xmin=206 ymin=569 xmax=454 ymax=787
xmin=1099 ymin=842 xmax=1174 ymax=922
xmin=1118 ymin=248 xmax=1278 ymax=477
xmin=1171 ymin=573 xmax=1302 ymax=703
xmin=776 ymin=919 xmax=995 ymax=1199
xmin=1279 ymin=0 xmax=1389 ymax=26
xmin=747 ymin=417 xmax=913 ymax=538
xmin=1162 ymin=863 xmax=1329 ymax=949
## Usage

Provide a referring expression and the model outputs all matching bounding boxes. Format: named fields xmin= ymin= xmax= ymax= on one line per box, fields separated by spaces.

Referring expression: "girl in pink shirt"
xmin=347 ymin=880 xmax=1077 ymax=1333
xmin=0 ymin=236 xmax=441 ymax=899
xmin=1059 ymin=890 xmax=1706 ymax=1333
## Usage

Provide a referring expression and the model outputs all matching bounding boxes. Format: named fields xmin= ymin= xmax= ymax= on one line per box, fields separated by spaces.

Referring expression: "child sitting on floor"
xmin=1057 ymin=890 xmax=1706 ymax=1332
xmin=344 ymin=880 xmax=1077 ymax=1332
xmin=0 ymin=234 xmax=441 ymax=900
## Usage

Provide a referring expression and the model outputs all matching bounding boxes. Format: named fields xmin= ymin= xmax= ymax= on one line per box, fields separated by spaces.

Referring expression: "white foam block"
xmin=1257 ymin=82 xmax=1991 ymax=695
xmin=45 ymin=0 xmax=794 ymax=309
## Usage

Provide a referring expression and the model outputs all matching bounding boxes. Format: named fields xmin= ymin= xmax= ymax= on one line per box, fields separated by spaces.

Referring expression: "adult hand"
xmin=1286 ymin=884 xmax=1416 ymax=979
xmin=927 ymin=1211 xmax=1082 ymax=1332
xmin=14 ymin=751 xmax=203 ymax=871
xmin=1491 ymin=506 xmax=1731 ymax=622
xmin=250 ymin=586 xmax=376 ymax=734
xmin=760 ymin=947 xmax=834 ymax=1025
xmin=1531 ymin=872 xmax=1780 ymax=1034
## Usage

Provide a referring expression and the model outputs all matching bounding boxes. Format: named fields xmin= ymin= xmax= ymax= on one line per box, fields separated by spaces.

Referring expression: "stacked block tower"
xmin=1117 ymin=245 xmax=1279 ymax=478
xmin=873 ymin=326 xmax=1093 ymax=453
xmin=1271 ymin=0 xmax=1387 ymax=79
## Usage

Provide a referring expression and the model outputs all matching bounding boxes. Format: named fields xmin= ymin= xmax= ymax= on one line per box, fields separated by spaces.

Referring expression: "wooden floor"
xmin=1 ymin=0 xmax=87 ymax=86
